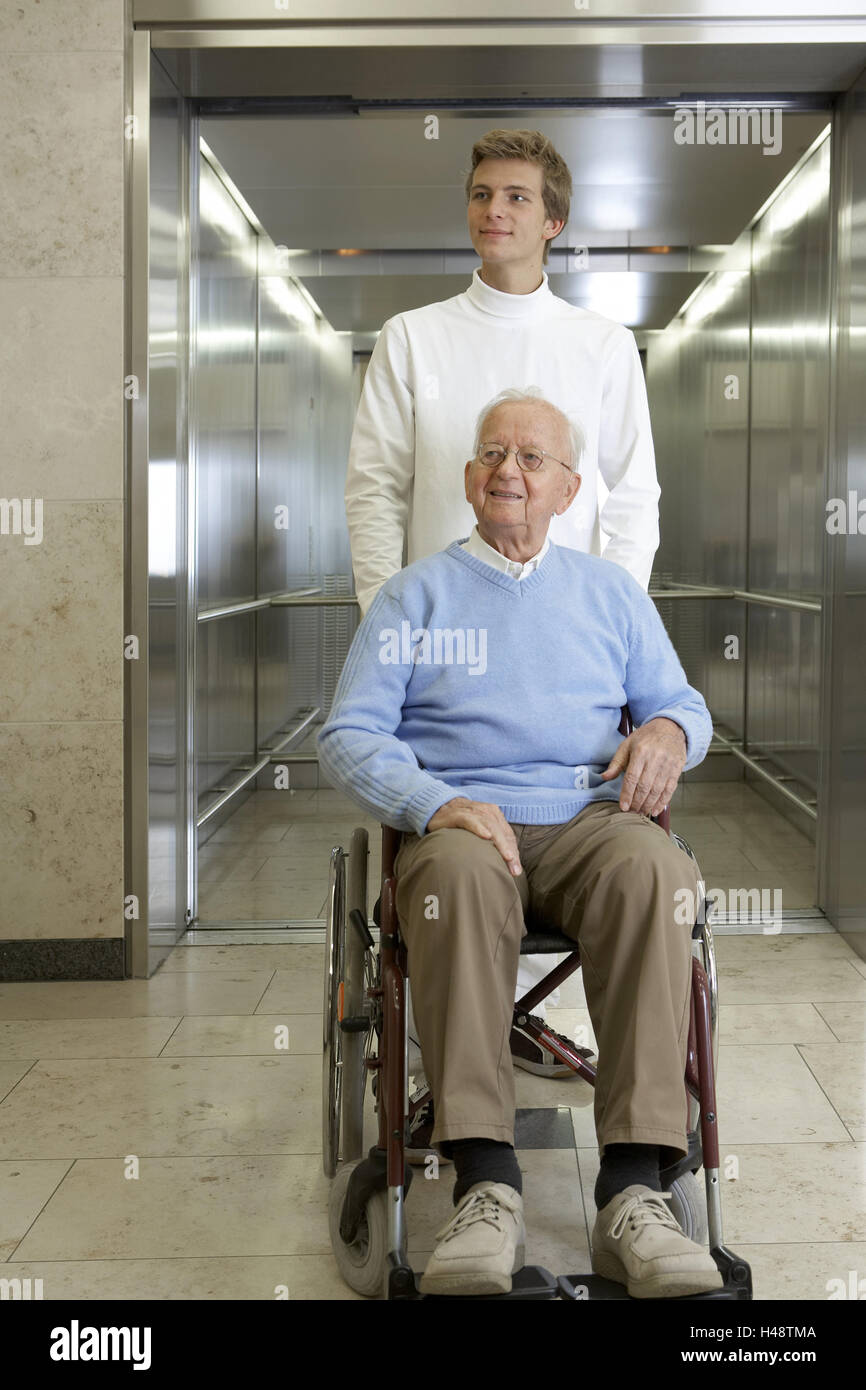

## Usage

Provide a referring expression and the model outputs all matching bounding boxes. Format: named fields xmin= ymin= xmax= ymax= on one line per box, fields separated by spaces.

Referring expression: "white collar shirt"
xmin=461 ymin=525 xmax=550 ymax=580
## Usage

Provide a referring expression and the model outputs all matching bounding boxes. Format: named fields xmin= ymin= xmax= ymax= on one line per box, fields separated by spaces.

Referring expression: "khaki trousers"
xmin=394 ymin=801 xmax=704 ymax=1167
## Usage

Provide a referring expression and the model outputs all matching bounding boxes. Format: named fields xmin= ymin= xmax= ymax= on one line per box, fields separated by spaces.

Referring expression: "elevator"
xmin=125 ymin=2 xmax=866 ymax=976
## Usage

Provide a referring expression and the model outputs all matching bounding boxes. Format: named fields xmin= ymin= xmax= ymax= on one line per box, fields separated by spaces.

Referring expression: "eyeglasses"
xmin=475 ymin=442 xmax=573 ymax=474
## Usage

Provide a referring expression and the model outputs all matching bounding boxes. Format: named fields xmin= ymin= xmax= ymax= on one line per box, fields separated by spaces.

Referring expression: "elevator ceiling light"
xmin=200 ymin=137 xmax=266 ymax=239
xmin=261 ymin=275 xmax=319 ymax=328
xmin=199 ymin=168 xmax=252 ymax=245
xmin=681 ymin=271 xmax=748 ymax=325
xmin=754 ymin=165 xmax=829 ymax=253
xmin=574 ymin=272 xmax=642 ymax=329
xmin=148 ymin=460 xmax=177 ymax=581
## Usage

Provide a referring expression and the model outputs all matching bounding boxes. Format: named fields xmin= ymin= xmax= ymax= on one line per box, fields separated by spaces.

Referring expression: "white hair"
xmin=472 ymin=386 xmax=585 ymax=472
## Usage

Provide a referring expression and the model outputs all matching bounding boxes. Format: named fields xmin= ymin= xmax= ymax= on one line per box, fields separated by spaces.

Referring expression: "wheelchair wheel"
xmin=671 ymin=830 xmax=694 ymax=861
xmin=328 ymin=1157 xmax=389 ymax=1299
xmin=341 ymin=828 xmax=369 ymax=1163
xmin=667 ymin=1170 xmax=709 ymax=1245
xmin=322 ymin=835 xmax=371 ymax=1178
xmin=322 ymin=847 xmax=346 ymax=1179
xmin=674 ymin=830 xmax=720 ymax=1077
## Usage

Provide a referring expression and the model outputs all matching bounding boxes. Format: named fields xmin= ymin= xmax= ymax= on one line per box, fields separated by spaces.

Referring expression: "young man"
xmin=342 ymin=128 xmax=661 ymax=1103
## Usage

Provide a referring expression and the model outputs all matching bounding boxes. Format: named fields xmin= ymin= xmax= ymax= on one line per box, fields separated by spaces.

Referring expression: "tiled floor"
xmin=197 ymin=788 xmax=384 ymax=923
xmin=197 ymin=779 xmax=818 ymax=923
xmin=3 ymin=782 xmax=862 ymax=1301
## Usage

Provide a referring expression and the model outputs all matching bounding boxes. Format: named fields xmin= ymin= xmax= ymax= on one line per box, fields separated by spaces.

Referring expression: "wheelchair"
xmin=322 ymin=709 xmax=753 ymax=1301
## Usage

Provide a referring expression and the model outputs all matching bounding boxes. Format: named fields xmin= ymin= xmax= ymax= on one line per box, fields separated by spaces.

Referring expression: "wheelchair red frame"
xmin=322 ymin=709 xmax=753 ymax=1301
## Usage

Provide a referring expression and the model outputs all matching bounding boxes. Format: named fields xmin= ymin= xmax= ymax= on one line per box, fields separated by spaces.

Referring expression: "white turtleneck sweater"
xmin=345 ymin=268 xmax=660 ymax=616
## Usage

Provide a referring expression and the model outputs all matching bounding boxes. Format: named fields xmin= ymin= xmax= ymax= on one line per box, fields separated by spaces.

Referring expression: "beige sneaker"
xmin=592 ymin=1184 xmax=723 ymax=1299
xmin=419 ymin=1182 xmax=526 ymax=1297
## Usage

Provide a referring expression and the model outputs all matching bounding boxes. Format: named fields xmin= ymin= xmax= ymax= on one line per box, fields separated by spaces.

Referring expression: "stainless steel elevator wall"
xmin=194 ymin=150 xmax=355 ymax=828
xmin=647 ymin=232 xmax=751 ymax=741
xmin=822 ymin=71 xmax=866 ymax=951
xmin=749 ymin=136 xmax=829 ymax=794
xmin=257 ymin=274 xmax=354 ymax=759
xmin=645 ymin=134 xmax=831 ymax=822
xmin=196 ymin=157 xmax=258 ymax=807
xmin=148 ymin=56 xmax=189 ymax=935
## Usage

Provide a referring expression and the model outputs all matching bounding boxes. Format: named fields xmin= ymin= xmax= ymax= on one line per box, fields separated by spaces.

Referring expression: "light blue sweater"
xmin=317 ymin=540 xmax=713 ymax=835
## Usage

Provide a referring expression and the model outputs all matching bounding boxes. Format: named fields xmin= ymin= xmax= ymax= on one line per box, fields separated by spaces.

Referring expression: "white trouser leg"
xmin=406 ymin=978 xmax=426 ymax=1085
xmin=515 ymin=953 xmax=562 ymax=1013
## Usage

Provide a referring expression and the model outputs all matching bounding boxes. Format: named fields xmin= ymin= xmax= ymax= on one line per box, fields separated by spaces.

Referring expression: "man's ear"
xmin=464 ymin=459 xmax=473 ymax=503
xmin=555 ymin=472 xmax=581 ymax=515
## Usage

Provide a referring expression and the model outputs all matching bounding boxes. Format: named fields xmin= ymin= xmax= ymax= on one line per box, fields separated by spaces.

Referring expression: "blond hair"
xmin=464 ymin=129 xmax=572 ymax=266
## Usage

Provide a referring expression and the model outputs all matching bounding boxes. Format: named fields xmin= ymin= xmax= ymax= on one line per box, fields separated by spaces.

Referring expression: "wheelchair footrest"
xmin=557 ymin=1273 xmax=747 ymax=1301
xmin=558 ymin=1246 xmax=753 ymax=1301
xmin=393 ymin=1258 xmax=752 ymax=1300
xmin=406 ymin=1264 xmax=560 ymax=1300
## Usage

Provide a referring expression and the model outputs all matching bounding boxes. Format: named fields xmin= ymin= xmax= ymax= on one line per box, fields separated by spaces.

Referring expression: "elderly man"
xmin=318 ymin=388 xmax=722 ymax=1300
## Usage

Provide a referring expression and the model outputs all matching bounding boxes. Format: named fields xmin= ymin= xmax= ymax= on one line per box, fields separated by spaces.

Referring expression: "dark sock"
xmin=594 ymin=1143 xmax=661 ymax=1211
xmin=448 ymin=1138 xmax=523 ymax=1205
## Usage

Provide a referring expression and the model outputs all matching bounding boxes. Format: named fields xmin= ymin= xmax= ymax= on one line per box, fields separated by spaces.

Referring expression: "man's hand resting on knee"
xmin=601 ymin=716 xmax=688 ymax=817
xmin=424 ymin=716 xmax=688 ymax=866
xmin=425 ymin=798 xmax=523 ymax=877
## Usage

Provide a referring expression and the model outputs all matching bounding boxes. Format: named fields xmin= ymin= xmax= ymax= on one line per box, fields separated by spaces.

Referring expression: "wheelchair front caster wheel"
xmin=329 ymin=1159 xmax=390 ymax=1298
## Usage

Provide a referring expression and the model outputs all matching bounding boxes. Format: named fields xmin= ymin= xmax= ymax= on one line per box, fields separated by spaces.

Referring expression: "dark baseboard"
xmin=0 ymin=937 xmax=126 ymax=982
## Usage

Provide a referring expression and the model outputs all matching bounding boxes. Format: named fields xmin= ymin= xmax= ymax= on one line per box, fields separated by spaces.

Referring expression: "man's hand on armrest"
xmin=600 ymin=716 xmax=688 ymax=817
xmin=426 ymin=797 xmax=523 ymax=877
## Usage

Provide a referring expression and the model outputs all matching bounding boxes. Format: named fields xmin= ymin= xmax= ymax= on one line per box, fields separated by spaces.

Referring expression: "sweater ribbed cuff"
xmin=408 ymin=784 xmax=463 ymax=836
